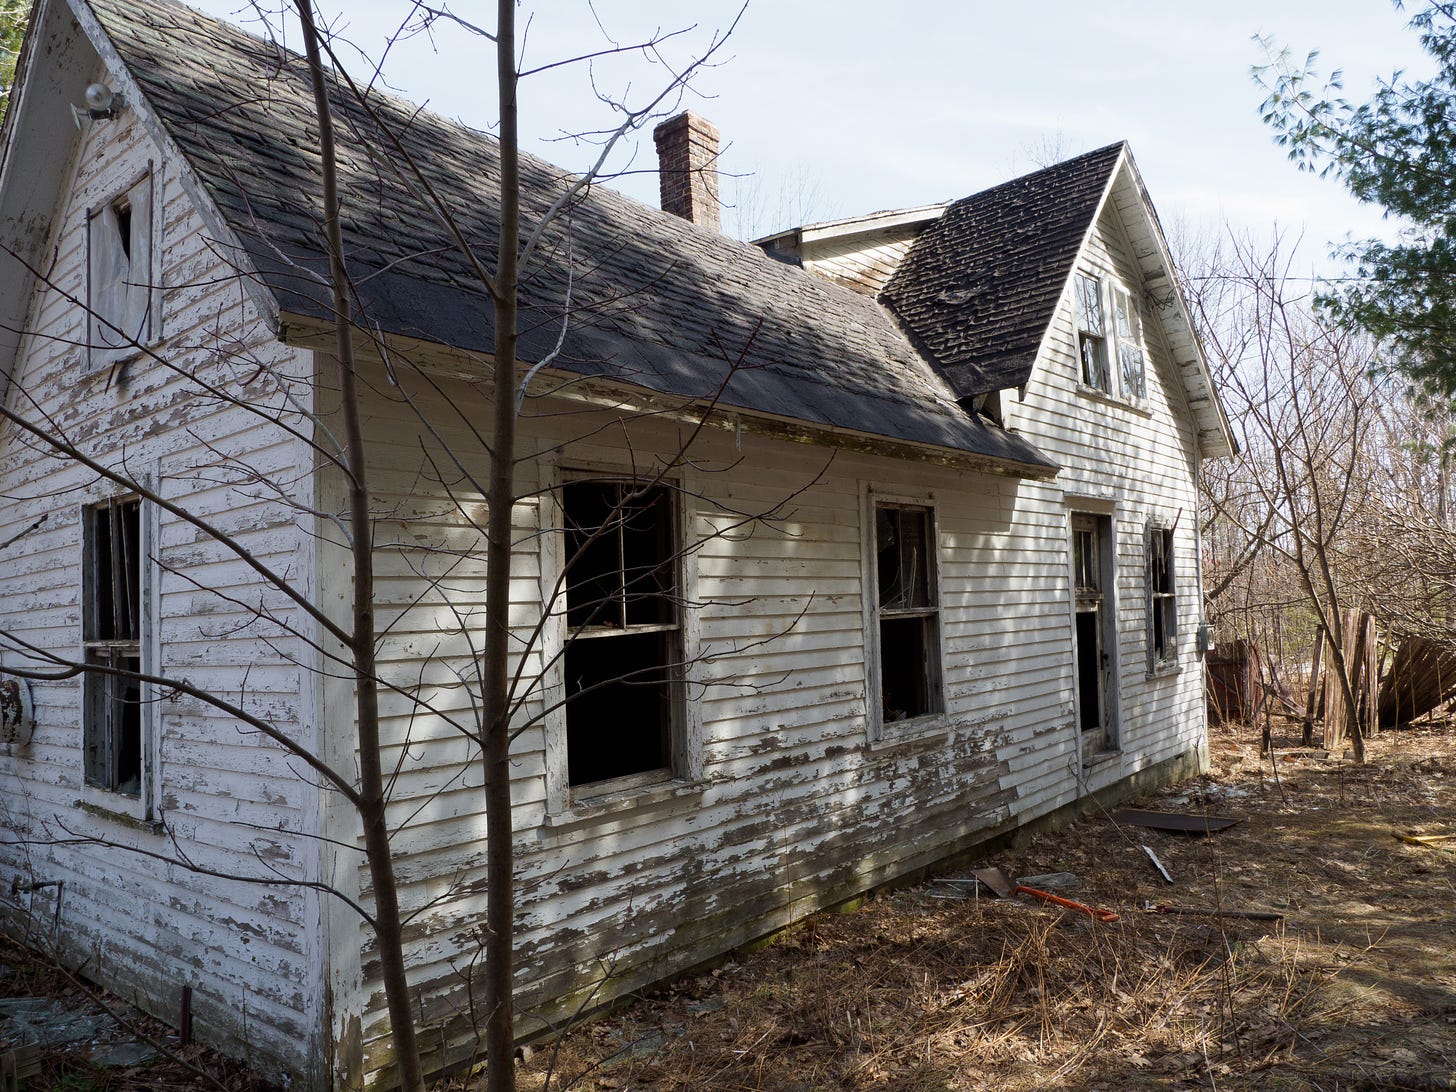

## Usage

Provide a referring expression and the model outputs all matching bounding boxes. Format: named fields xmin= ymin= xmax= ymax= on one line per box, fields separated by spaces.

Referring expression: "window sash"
xmin=561 ymin=478 xmax=681 ymax=790
xmin=82 ymin=496 xmax=150 ymax=799
xmin=872 ymin=502 xmax=942 ymax=727
xmin=1147 ymin=527 xmax=1177 ymax=667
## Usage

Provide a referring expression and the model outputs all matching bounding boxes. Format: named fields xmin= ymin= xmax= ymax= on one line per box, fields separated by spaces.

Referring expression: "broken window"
xmin=1075 ymin=273 xmax=1110 ymax=392
xmin=87 ymin=174 xmax=153 ymax=357
xmin=563 ymin=479 xmax=679 ymax=789
xmin=1147 ymin=524 xmax=1177 ymax=670
xmin=874 ymin=504 xmax=942 ymax=725
xmin=83 ymin=497 xmax=145 ymax=797
xmin=1112 ymin=285 xmax=1147 ymax=400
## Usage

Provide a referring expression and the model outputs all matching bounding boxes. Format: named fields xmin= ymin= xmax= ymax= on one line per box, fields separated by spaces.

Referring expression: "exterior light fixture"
xmin=71 ymin=82 xmax=123 ymax=129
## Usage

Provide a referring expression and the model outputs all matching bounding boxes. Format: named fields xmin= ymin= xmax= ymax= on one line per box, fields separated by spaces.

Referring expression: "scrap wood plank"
xmin=1113 ymin=809 xmax=1240 ymax=834
xmin=1 ymin=1044 xmax=42 ymax=1092
xmin=1393 ymin=831 xmax=1456 ymax=849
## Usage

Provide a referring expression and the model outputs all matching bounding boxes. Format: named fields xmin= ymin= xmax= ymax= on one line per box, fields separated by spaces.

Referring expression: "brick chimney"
xmin=653 ymin=111 xmax=721 ymax=232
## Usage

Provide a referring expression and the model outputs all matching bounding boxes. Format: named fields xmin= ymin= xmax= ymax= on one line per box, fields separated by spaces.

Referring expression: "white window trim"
xmin=862 ymin=485 xmax=946 ymax=744
xmin=541 ymin=463 xmax=702 ymax=818
xmin=1064 ymin=500 xmax=1122 ymax=762
xmin=77 ymin=481 xmax=161 ymax=826
xmin=1146 ymin=519 xmax=1179 ymax=676
xmin=86 ymin=165 xmax=161 ymax=372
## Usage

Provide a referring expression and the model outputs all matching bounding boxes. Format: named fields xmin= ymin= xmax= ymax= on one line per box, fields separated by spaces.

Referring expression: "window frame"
xmin=80 ymin=492 xmax=160 ymax=822
xmin=1074 ymin=271 xmax=1149 ymax=404
xmin=1069 ymin=508 xmax=1120 ymax=759
xmin=1146 ymin=521 xmax=1178 ymax=674
xmin=86 ymin=167 xmax=159 ymax=370
xmin=544 ymin=469 xmax=700 ymax=812
xmin=864 ymin=490 xmax=945 ymax=742
xmin=1111 ymin=283 xmax=1147 ymax=401
xmin=1074 ymin=272 xmax=1111 ymax=393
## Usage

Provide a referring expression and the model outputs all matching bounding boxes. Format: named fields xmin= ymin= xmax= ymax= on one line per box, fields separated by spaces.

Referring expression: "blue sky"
xmin=191 ymin=1 xmax=1432 ymax=270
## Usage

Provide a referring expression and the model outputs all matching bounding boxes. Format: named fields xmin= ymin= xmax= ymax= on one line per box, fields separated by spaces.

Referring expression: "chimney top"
xmin=653 ymin=111 xmax=721 ymax=232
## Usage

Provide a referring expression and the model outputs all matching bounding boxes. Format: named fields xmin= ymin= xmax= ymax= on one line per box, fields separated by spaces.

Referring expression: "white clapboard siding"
xmin=0 ymin=100 xmax=322 ymax=1084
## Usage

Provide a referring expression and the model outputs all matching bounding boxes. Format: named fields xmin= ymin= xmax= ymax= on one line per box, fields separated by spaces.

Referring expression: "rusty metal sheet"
xmin=1113 ymin=809 xmax=1240 ymax=834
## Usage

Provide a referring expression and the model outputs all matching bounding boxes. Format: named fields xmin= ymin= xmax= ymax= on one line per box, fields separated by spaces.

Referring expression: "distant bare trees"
xmin=1190 ymin=233 xmax=1455 ymax=749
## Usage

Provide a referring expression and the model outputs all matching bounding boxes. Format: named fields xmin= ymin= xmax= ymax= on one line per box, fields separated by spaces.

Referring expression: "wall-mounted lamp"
xmin=71 ymin=82 xmax=123 ymax=129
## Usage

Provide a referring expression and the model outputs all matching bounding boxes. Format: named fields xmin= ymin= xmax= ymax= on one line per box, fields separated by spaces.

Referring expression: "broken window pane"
xmin=88 ymin=175 xmax=153 ymax=354
xmin=563 ymin=479 xmax=679 ymax=788
xmin=874 ymin=503 xmax=941 ymax=726
xmin=83 ymin=498 xmax=145 ymax=797
xmin=1075 ymin=274 xmax=1110 ymax=391
xmin=1113 ymin=286 xmax=1147 ymax=399
xmin=1148 ymin=525 xmax=1177 ymax=668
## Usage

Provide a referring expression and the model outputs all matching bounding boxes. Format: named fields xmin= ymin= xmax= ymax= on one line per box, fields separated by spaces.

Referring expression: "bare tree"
xmin=1190 ymin=233 xmax=1375 ymax=757
xmin=0 ymin=3 xmax=782 ymax=1091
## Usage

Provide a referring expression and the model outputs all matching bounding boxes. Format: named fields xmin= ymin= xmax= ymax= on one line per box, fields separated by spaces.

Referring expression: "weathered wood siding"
xmin=0 ymin=84 xmax=323 ymax=1085
xmin=799 ymin=225 xmax=923 ymax=295
xmin=334 ymin=193 xmax=1209 ymax=1086
xmin=999 ymin=199 xmax=1210 ymax=807
xmin=341 ymin=294 xmax=1203 ymax=1083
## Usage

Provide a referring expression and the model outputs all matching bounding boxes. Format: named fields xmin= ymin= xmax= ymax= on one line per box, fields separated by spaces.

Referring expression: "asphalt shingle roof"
xmin=882 ymin=143 xmax=1124 ymax=399
xmin=88 ymin=0 xmax=1056 ymax=474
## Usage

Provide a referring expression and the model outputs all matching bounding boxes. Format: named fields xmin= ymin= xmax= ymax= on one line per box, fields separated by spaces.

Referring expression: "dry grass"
xmin=510 ymin=717 xmax=1456 ymax=1091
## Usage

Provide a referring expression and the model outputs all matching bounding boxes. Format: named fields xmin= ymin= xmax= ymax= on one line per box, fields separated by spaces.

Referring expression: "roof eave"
xmin=277 ymin=310 xmax=1060 ymax=479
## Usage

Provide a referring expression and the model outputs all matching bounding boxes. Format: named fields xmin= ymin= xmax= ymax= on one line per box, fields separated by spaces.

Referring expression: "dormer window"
xmin=1074 ymin=273 xmax=1110 ymax=392
xmin=88 ymin=173 xmax=154 ymax=361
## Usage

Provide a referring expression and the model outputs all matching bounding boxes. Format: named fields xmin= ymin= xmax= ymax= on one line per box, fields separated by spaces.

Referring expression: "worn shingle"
xmin=882 ymin=143 xmax=1124 ymax=398
xmin=88 ymin=0 xmax=1056 ymax=473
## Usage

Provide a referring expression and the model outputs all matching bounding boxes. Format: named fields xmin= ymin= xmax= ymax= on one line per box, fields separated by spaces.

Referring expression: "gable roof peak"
xmin=881 ymin=141 xmax=1126 ymax=398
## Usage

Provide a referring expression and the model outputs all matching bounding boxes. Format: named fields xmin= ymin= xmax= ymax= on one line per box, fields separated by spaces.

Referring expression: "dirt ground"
xmin=4 ymin=719 xmax=1453 ymax=1090
xmin=511 ymin=718 xmax=1456 ymax=1092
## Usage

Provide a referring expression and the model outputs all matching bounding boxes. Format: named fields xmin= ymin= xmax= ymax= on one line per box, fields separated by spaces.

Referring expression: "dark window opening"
xmin=1075 ymin=610 xmax=1101 ymax=734
xmin=565 ymin=631 xmax=673 ymax=786
xmin=563 ymin=480 xmax=678 ymax=788
xmin=83 ymin=497 xmax=144 ymax=797
xmin=874 ymin=504 xmax=941 ymax=725
xmin=114 ymin=200 xmax=132 ymax=260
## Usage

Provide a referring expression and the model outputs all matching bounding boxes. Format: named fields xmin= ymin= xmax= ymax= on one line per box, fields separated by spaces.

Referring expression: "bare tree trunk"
xmin=482 ymin=1 xmax=520 ymax=1089
xmin=297 ymin=4 xmax=425 ymax=1089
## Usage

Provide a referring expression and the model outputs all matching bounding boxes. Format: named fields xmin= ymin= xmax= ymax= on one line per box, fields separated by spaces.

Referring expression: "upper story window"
xmin=1112 ymin=285 xmax=1147 ymax=400
xmin=1074 ymin=273 xmax=1110 ymax=392
xmin=1076 ymin=272 xmax=1148 ymax=402
xmin=87 ymin=173 xmax=154 ymax=361
xmin=872 ymin=502 xmax=942 ymax=731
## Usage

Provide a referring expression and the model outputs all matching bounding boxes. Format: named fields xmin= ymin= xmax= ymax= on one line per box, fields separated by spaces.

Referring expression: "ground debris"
xmin=514 ymin=717 xmax=1456 ymax=1092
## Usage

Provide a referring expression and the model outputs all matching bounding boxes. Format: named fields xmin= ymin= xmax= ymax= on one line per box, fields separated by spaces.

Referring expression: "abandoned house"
xmin=0 ymin=0 xmax=1236 ymax=1087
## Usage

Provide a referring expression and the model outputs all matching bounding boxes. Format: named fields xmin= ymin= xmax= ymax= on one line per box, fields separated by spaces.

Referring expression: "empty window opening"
xmin=1148 ymin=525 xmax=1177 ymax=669
xmin=1071 ymin=512 xmax=1115 ymax=756
xmin=83 ymin=497 xmax=144 ymax=797
xmin=1075 ymin=610 xmax=1102 ymax=734
xmin=874 ymin=504 xmax=941 ymax=723
xmin=1075 ymin=273 xmax=1110 ymax=392
xmin=563 ymin=480 xmax=679 ymax=789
